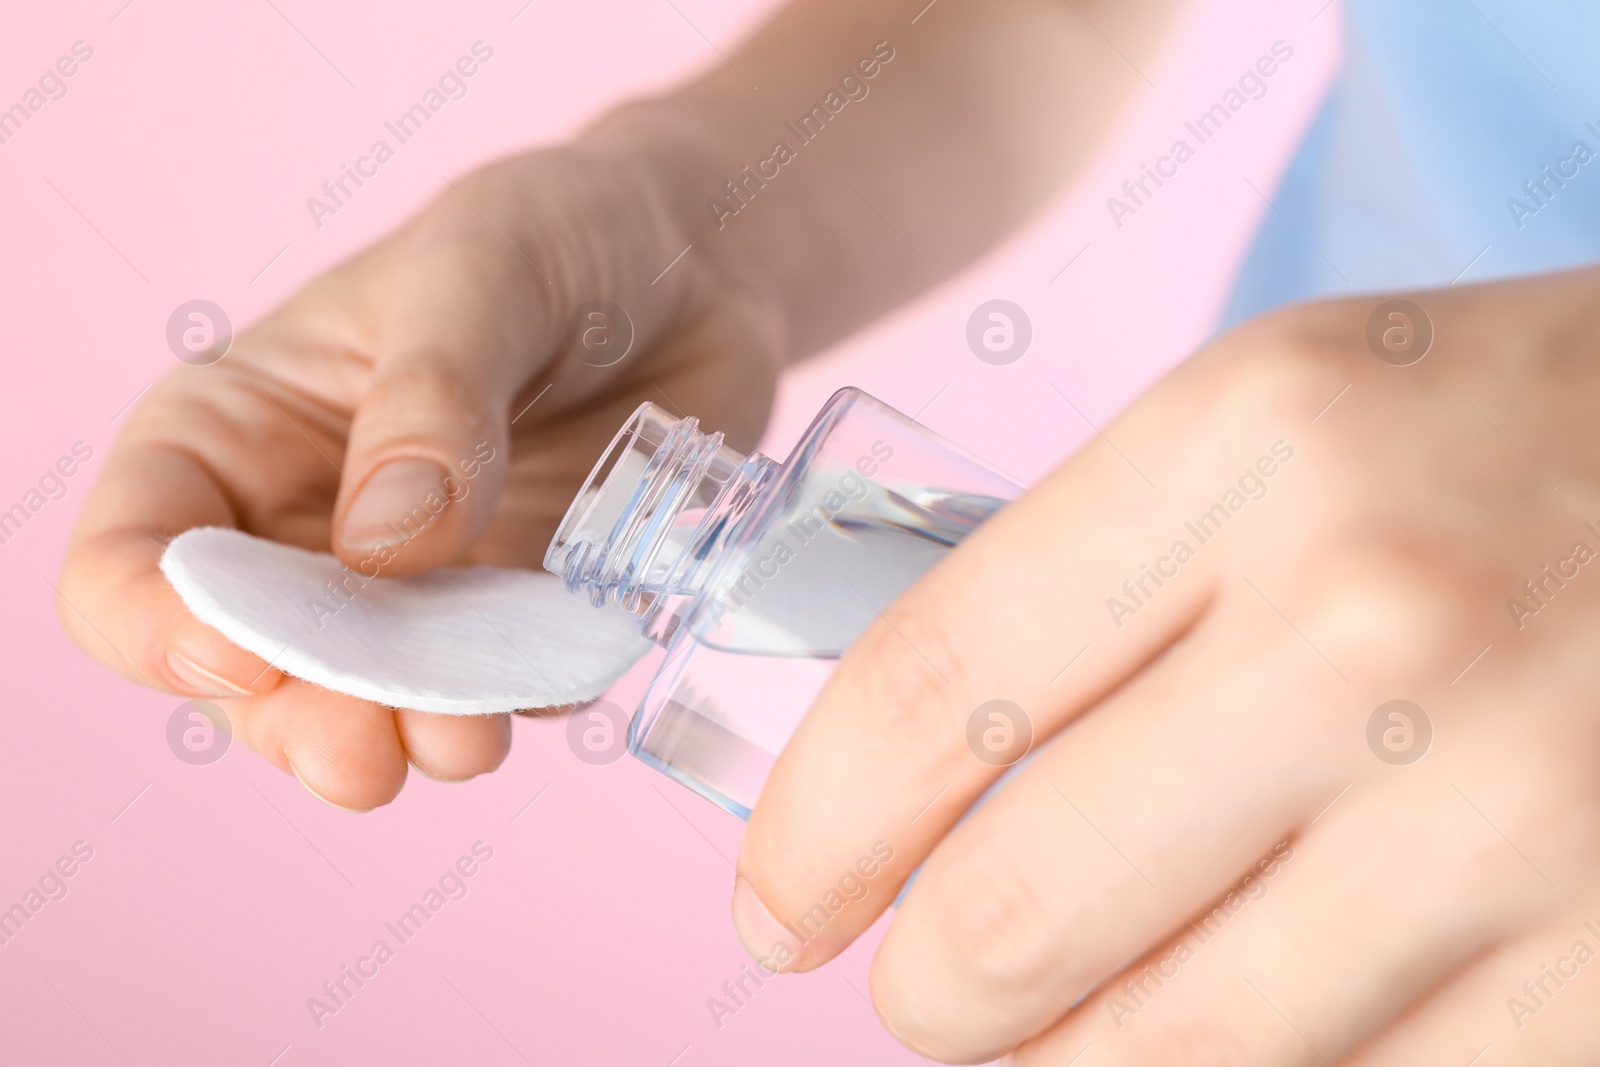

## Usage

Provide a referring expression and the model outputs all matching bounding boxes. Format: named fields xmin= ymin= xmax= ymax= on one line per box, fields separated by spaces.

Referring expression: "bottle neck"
xmin=545 ymin=403 xmax=777 ymax=645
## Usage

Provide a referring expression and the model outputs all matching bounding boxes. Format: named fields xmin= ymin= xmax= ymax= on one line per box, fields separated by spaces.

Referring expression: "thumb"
xmin=332 ymin=361 xmax=511 ymax=577
xmin=331 ymin=239 xmax=541 ymax=576
xmin=331 ymin=157 xmax=692 ymax=574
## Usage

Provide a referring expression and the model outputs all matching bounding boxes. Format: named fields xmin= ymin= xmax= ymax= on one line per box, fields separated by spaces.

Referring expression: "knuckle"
xmin=364 ymin=358 xmax=490 ymax=435
xmin=1233 ymin=295 xmax=1364 ymax=367
xmin=1150 ymin=310 xmax=1352 ymax=442
xmin=1295 ymin=549 xmax=1467 ymax=681
xmin=1219 ymin=327 xmax=1351 ymax=418
xmin=875 ymin=845 xmax=1084 ymax=1062
xmin=833 ymin=602 xmax=974 ymax=771
xmin=913 ymin=847 xmax=1060 ymax=996
xmin=1111 ymin=1010 xmax=1259 ymax=1067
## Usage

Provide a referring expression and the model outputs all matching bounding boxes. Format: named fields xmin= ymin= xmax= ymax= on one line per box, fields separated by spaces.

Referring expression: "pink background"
xmin=0 ymin=1 xmax=1338 ymax=1063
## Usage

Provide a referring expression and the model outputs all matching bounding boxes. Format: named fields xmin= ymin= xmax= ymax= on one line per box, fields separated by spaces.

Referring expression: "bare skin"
xmin=60 ymin=0 xmax=1600 ymax=1061
xmin=737 ymin=268 xmax=1600 ymax=1063
xmin=60 ymin=0 xmax=1143 ymax=808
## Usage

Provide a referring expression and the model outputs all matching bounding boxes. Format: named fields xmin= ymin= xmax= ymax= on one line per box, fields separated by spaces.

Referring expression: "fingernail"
xmin=167 ymin=650 xmax=252 ymax=697
xmin=290 ymin=764 xmax=372 ymax=814
xmin=340 ymin=458 xmax=450 ymax=552
xmin=731 ymin=876 xmax=807 ymax=972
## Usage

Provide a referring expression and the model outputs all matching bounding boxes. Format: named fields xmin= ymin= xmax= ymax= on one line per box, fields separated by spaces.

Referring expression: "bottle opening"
xmin=545 ymin=387 xmax=1021 ymax=819
xmin=545 ymin=403 xmax=675 ymax=600
xmin=545 ymin=402 xmax=776 ymax=632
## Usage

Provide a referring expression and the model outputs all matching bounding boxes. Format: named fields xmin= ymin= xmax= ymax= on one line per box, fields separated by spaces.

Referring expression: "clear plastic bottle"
xmin=544 ymin=387 xmax=1020 ymax=817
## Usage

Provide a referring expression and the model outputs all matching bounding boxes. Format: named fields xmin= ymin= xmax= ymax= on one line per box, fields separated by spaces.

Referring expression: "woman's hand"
xmin=58 ymin=146 xmax=776 ymax=811
xmin=56 ymin=0 xmax=1184 ymax=813
xmin=734 ymin=268 xmax=1600 ymax=1064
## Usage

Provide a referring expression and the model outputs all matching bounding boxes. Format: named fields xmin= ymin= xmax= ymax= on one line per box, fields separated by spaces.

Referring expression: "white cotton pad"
xmin=159 ymin=527 xmax=652 ymax=714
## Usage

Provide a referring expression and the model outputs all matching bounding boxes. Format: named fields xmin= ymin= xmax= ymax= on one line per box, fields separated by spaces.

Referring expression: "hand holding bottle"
xmin=732 ymin=268 xmax=1600 ymax=1063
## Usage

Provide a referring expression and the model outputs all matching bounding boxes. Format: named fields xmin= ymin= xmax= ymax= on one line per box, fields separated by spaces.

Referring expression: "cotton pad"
xmin=159 ymin=527 xmax=651 ymax=714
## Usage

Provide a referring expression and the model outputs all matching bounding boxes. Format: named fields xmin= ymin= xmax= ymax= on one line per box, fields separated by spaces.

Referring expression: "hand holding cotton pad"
xmin=159 ymin=527 xmax=651 ymax=714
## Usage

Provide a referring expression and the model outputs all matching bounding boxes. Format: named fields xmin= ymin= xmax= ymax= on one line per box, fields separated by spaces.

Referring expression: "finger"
xmin=229 ymin=678 xmax=409 ymax=811
xmin=732 ymin=372 xmax=1274 ymax=971
xmin=461 ymin=292 xmax=779 ymax=569
xmin=1346 ymin=897 xmax=1600 ymax=1067
xmin=1013 ymin=771 xmax=1582 ymax=1067
xmin=329 ymin=238 xmax=528 ymax=574
xmin=866 ymin=597 xmax=1348 ymax=1060
xmin=332 ymin=171 xmax=688 ymax=575
xmin=60 ymin=422 xmax=286 ymax=699
xmin=396 ymin=710 xmax=512 ymax=782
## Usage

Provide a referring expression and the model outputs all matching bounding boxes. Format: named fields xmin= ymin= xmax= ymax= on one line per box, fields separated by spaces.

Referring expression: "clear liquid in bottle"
xmin=545 ymin=387 xmax=1018 ymax=817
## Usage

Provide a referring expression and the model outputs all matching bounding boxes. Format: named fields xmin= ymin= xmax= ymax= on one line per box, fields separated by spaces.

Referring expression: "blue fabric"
xmin=1221 ymin=1 xmax=1600 ymax=328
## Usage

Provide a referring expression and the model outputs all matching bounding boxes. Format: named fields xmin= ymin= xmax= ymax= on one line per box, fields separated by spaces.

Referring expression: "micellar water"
xmin=544 ymin=387 xmax=1018 ymax=817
